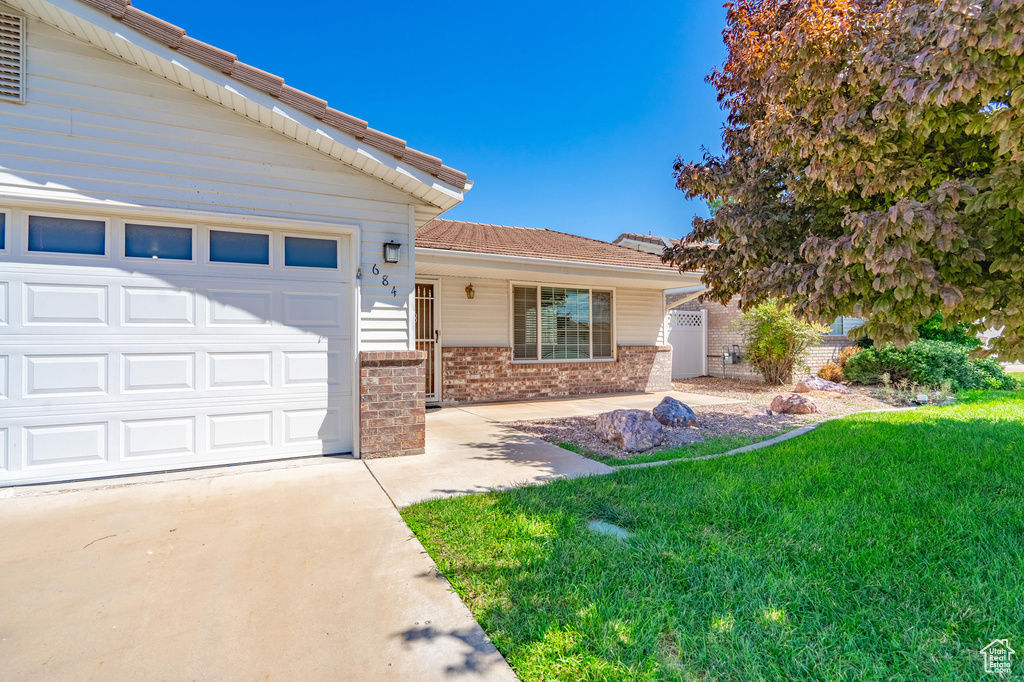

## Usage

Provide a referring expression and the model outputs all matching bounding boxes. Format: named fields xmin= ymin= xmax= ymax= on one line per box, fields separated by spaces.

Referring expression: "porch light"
xmin=465 ymin=283 xmax=475 ymax=299
xmin=383 ymin=241 xmax=401 ymax=264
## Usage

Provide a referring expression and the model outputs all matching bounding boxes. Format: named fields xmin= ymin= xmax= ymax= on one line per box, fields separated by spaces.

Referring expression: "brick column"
xmin=358 ymin=350 xmax=426 ymax=458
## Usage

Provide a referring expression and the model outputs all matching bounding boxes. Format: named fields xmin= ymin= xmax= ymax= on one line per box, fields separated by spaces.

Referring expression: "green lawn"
xmin=562 ymin=432 xmax=789 ymax=467
xmin=403 ymin=392 xmax=1024 ymax=681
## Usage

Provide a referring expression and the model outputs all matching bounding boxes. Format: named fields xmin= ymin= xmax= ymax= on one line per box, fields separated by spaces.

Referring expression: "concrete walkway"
xmin=0 ymin=459 xmax=516 ymax=681
xmin=366 ymin=391 xmax=737 ymax=508
xmin=366 ymin=407 xmax=613 ymax=508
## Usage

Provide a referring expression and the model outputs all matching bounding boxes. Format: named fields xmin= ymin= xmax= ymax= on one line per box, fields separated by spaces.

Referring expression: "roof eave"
xmin=15 ymin=0 xmax=468 ymax=210
xmin=415 ymin=246 xmax=701 ymax=286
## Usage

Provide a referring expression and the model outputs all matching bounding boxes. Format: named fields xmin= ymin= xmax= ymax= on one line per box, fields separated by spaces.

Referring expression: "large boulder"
xmin=596 ymin=409 xmax=665 ymax=452
xmin=770 ymin=392 xmax=821 ymax=414
xmin=652 ymin=396 xmax=698 ymax=427
xmin=793 ymin=375 xmax=851 ymax=394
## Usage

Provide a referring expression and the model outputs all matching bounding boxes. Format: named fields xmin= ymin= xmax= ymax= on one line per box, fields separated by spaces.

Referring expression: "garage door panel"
xmin=207 ymin=352 xmax=273 ymax=389
xmin=0 ymin=355 xmax=8 ymax=399
xmin=123 ymin=353 xmax=195 ymax=393
xmin=25 ymin=422 xmax=109 ymax=467
xmin=25 ymin=354 xmax=108 ymax=397
xmin=282 ymin=291 xmax=345 ymax=328
xmin=123 ymin=417 xmax=196 ymax=459
xmin=207 ymin=412 xmax=274 ymax=452
xmin=207 ymin=289 xmax=274 ymax=327
xmin=25 ymin=283 xmax=108 ymax=326
xmin=283 ymin=350 xmax=340 ymax=387
xmin=0 ymin=281 xmax=7 ymax=325
xmin=122 ymin=286 xmax=196 ymax=326
xmin=283 ymin=408 xmax=342 ymax=444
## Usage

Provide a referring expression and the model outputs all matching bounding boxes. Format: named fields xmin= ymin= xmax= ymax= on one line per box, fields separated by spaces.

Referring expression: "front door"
xmin=415 ymin=281 xmax=440 ymax=402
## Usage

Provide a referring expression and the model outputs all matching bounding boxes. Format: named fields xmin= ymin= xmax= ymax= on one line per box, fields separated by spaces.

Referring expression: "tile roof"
xmin=417 ymin=220 xmax=678 ymax=271
xmin=78 ymin=0 xmax=468 ymax=190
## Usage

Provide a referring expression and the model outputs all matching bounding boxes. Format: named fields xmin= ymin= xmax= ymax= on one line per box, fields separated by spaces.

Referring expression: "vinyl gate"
xmin=667 ymin=309 xmax=707 ymax=379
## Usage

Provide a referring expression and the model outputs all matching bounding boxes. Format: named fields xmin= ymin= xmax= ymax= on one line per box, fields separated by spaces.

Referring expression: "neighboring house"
xmin=611 ymin=232 xmax=681 ymax=255
xmin=415 ymin=220 xmax=701 ymax=404
xmin=0 ymin=0 xmax=472 ymax=484
xmin=613 ymin=232 xmax=865 ymax=381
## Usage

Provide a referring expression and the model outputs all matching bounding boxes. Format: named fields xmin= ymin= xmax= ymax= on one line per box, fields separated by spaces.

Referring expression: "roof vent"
xmin=0 ymin=11 xmax=24 ymax=103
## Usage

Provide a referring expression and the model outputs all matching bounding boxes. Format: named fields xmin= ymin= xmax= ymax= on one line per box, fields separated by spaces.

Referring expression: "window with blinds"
xmin=0 ymin=12 xmax=24 ymax=104
xmin=512 ymin=285 xmax=614 ymax=361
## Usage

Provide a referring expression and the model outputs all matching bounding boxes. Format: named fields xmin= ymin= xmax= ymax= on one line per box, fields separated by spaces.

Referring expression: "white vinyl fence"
xmin=667 ymin=309 xmax=707 ymax=379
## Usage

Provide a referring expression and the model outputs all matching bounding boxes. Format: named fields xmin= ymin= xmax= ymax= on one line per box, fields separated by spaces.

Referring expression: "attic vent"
xmin=0 ymin=12 xmax=24 ymax=103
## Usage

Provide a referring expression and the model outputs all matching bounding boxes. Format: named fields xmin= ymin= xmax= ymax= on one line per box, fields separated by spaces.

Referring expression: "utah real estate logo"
xmin=981 ymin=639 xmax=1015 ymax=677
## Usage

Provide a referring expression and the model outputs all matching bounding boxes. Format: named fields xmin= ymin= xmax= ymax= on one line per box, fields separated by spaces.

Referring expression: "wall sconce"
xmin=382 ymin=241 xmax=401 ymax=264
xmin=465 ymin=283 xmax=475 ymax=300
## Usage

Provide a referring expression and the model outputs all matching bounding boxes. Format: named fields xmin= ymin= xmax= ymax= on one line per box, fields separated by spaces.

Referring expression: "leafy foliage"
xmin=844 ymin=339 xmax=1019 ymax=391
xmin=915 ymin=312 xmax=982 ymax=347
xmin=738 ymin=302 xmax=828 ymax=384
xmin=666 ymin=0 xmax=1024 ymax=361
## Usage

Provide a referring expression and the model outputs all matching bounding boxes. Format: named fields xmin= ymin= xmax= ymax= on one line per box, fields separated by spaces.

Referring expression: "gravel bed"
xmin=508 ymin=377 xmax=896 ymax=460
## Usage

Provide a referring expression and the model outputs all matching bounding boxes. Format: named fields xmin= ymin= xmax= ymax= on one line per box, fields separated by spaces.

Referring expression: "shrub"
xmin=818 ymin=361 xmax=844 ymax=383
xmin=915 ymin=312 xmax=982 ymax=348
xmin=844 ymin=340 xmax=1019 ymax=392
xmin=737 ymin=302 xmax=829 ymax=385
xmin=817 ymin=346 xmax=861 ymax=383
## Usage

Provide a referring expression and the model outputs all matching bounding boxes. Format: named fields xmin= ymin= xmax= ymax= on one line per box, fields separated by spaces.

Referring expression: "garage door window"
xmin=0 ymin=212 xmax=5 ymax=250
xmin=125 ymin=223 xmax=193 ymax=260
xmin=28 ymin=215 xmax=106 ymax=255
xmin=284 ymin=236 xmax=337 ymax=269
xmin=209 ymin=230 xmax=270 ymax=265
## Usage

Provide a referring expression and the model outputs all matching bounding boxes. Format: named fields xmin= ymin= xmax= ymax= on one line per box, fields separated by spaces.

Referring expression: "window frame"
xmin=0 ymin=207 xmax=10 ymax=254
xmin=118 ymin=218 xmax=198 ymax=264
xmin=824 ymin=316 xmax=866 ymax=338
xmin=280 ymin=232 xmax=341 ymax=271
xmin=508 ymin=281 xmax=617 ymax=363
xmin=23 ymin=210 xmax=110 ymax=261
xmin=203 ymin=225 xmax=274 ymax=269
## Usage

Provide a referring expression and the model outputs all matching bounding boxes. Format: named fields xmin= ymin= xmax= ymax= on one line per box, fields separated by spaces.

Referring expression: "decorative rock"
xmin=596 ymin=409 xmax=665 ymax=452
xmin=652 ymin=396 xmax=698 ymax=427
xmin=916 ymin=394 xmax=930 ymax=404
xmin=770 ymin=392 xmax=821 ymax=414
xmin=794 ymin=375 xmax=851 ymax=394
xmin=743 ymin=407 xmax=773 ymax=417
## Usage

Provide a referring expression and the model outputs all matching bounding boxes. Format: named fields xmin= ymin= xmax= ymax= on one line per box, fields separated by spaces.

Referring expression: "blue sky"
xmin=141 ymin=1 xmax=728 ymax=243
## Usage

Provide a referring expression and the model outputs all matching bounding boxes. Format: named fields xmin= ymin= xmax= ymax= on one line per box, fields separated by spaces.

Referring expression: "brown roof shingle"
xmin=77 ymin=0 xmax=468 ymax=190
xmin=416 ymin=220 xmax=677 ymax=271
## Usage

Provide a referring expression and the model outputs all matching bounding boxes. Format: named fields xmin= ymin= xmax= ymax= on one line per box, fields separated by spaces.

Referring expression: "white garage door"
xmin=0 ymin=209 xmax=354 ymax=486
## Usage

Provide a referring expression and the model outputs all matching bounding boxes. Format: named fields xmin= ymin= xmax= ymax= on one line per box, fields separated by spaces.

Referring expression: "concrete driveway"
xmin=0 ymin=459 xmax=516 ymax=681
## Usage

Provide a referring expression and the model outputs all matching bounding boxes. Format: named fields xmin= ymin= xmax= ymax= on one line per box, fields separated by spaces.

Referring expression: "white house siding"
xmin=438 ymin=276 xmax=509 ymax=347
xmin=615 ymin=288 xmax=667 ymax=346
xmin=429 ymin=276 xmax=668 ymax=350
xmin=0 ymin=15 xmax=419 ymax=352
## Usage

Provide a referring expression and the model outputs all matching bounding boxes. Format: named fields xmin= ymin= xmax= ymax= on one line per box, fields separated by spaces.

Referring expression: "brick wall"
xmin=675 ymin=300 xmax=853 ymax=381
xmin=359 ymin=350 xmax=426 ymax=459
xmin=441 ymin=345 xmax=672 ymax=404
